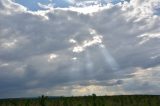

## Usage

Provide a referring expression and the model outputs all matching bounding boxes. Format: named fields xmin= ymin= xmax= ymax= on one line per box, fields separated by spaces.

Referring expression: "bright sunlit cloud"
xmin=72 ymin=35 xmax=103 ymax=53
xmin=48 ymin=54 xmax=58 ymax=62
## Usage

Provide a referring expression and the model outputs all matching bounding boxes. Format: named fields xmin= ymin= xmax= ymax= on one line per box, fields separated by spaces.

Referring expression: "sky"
xmin=14 ymin=0 xmax=123 ymax=11
xmin=0 ymin=0 xmax=160 ymax=98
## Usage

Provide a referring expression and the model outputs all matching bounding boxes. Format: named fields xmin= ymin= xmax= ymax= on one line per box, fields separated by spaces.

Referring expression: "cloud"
xmin=122 ymin=66 xmax=160 ymax=94
xmin=0 ymin=0 xmax=160 ymax=98
xmin=72 ymin=35 xmax=103 ymax=53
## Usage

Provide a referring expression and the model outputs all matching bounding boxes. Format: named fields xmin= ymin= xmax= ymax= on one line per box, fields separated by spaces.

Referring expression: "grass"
xmin=0 ymin=94 xmax=159 ymax=106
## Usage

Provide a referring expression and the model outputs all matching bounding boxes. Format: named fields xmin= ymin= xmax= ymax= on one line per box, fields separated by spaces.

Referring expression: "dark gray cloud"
xmin=0 ymin=0 xmax=160 ymax=98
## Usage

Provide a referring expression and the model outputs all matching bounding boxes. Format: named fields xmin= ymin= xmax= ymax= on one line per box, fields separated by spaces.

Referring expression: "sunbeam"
xmin=88 ymin=28 xmax=120 ymax=71
xmin=85 ymin=50 xmax=94 ymax=78
xmin=99 ymin=44 xmax=120 ymax=71
xmin=85 ymin=50 xmax=93 ymax=71
xmin=69 ymin=56 xmax=82 ymax=80
xmin=69 ymin=27 xmax=123 ymax=94
xmin=86 ymin=28 xmax=124 ymax=94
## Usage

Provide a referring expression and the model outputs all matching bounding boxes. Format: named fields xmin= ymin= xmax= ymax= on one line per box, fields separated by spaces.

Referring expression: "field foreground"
xmin=0 ymin=95 xmax=160 ymax=106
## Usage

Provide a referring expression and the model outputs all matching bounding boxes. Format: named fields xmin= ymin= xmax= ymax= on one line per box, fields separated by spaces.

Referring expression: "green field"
xmin=0 ymin=95 xmax=160 ymax=106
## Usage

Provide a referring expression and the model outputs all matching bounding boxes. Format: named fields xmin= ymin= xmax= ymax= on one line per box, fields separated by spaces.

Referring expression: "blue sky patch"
xmin=14 ymin=0 xmax=122 ymax=11
xmin=15 ymin=0 xmax=52 ymax=11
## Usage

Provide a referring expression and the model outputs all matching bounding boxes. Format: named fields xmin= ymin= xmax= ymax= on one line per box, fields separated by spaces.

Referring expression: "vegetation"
xmin=0 ymin=94 xmax=159 ymax=106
